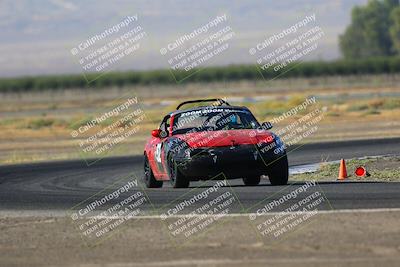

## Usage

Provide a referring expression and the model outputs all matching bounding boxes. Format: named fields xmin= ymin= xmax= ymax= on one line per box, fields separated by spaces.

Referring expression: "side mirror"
xmin=151 ymin=129 xmax=161 ymax=138
xmin=261 ymin=121 xmax=273 ymax=130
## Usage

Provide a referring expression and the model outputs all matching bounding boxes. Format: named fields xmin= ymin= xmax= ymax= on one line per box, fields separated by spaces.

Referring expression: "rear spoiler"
xmin=176 ymin=98 xmax=230 ymax=110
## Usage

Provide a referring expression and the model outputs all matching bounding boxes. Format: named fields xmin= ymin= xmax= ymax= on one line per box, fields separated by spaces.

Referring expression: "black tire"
xmin=268 ymin=155 xmax=289 ymax=186
xmin=168 ymin=155 xmax=189 ymax=188
xmin=144 ymin=155 xmax=163 ymax=188
xmin=243 ymin=176 xmax=261 ymax=186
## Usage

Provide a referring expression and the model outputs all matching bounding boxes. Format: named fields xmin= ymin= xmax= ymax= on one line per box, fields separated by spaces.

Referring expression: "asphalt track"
xmin=0 ymin=138 xmax=399 ymax=214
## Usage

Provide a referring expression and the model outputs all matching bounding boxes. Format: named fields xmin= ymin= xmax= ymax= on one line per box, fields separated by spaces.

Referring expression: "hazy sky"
xmin=0 ymin=0 xmax=368 ymax=77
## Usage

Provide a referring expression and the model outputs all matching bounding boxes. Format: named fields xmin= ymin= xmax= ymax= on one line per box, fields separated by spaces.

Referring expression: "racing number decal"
xmin=154 ymin=142 xmax=166 ymax=173
xmin=155 ymin=143 xmax=162 ymax=163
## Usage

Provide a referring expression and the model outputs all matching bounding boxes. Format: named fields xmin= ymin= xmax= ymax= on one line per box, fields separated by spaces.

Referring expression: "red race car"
xmin=143 ymin=99 xmax=288 ymax=188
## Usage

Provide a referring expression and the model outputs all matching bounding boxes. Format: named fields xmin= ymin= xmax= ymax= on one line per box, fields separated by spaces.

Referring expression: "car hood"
xmin=174 ymin=129 xmax=275 ymax=148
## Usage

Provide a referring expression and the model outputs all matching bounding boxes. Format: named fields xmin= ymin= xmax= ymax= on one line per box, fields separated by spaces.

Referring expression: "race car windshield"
xmin=172 ymin=109 xmax=260 ymax=135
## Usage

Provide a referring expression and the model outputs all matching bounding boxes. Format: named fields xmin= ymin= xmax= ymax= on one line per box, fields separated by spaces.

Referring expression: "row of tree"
xmin=1 ymin=57 xmax=400 ymax=92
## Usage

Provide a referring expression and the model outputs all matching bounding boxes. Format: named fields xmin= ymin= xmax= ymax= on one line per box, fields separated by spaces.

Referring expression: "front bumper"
xmin=175 ymin=144 xmax=286 ymax=180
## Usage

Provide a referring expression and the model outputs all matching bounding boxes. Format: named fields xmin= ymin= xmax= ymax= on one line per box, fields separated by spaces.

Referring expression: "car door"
xmin=150 ymin=115 xmax=170 ymax=178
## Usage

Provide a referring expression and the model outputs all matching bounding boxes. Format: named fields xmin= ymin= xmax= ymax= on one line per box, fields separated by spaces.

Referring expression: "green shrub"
xmin=25 ymin=118 xmax=56 ymax=129
xmin=382 ymin=99 xmax=400 ymax=109
xmin=347 ymin=104 xmax=369 ymax=111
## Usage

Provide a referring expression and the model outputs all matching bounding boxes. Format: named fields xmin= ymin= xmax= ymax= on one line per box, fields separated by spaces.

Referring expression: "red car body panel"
xmin=175 ymin=129 xmax=274 ymax=148
xmin=145 ymin=124 xmax=275 ymax=181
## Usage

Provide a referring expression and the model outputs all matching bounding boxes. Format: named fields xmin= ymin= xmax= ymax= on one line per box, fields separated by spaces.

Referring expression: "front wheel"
xmin=144 ymin=155 xmax=163 ymax=188
xmin=268 ymin=155 xmax=289 ymax=186
xmin=168 ymin=156 xmax=189 ymax=188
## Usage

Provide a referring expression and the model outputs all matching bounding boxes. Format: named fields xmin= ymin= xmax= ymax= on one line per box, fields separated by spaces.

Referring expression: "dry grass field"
xmin=1 ymin=74 xmax=400 ymax=164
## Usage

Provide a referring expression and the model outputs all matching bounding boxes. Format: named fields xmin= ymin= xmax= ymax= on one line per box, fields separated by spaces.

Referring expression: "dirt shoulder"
xmin=1 ymin=210 xmax=399 ymax=267
xmin=292 ymin=156 xmax=400 ymax=181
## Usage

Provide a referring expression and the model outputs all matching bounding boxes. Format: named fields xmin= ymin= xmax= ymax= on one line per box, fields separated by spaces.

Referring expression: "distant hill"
xmin=0 ymin=0 xmax=368 ymax=77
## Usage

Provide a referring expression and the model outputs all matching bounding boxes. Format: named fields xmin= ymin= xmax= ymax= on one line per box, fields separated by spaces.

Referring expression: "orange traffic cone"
xmin=338 ymin=159 xmax=348 ymax=180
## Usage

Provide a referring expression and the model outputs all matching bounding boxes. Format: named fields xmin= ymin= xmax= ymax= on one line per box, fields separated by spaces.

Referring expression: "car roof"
xmin=169 ymin=105 xmax=250 ymax=117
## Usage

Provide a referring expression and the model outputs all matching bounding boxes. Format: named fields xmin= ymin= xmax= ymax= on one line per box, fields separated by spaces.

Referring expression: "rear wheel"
xmin=168 ymin=156 xmax=189 ymax=188
xmin=144 ymin=155 xmax=163 ymax=188
xmin=243 ymin=176 xmax=261 ymax=186
xmin=268 ymin=155 xmax=289 ymax=186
